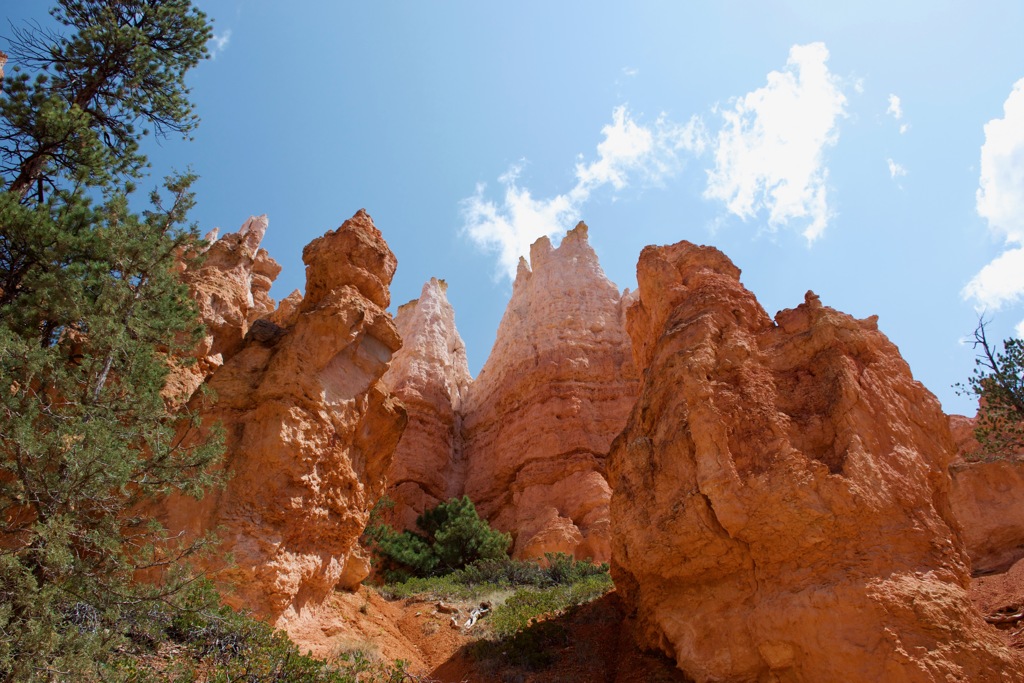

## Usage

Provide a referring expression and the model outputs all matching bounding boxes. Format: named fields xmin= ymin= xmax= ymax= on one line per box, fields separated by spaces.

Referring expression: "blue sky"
xmin=6 ymin=1 xmax=1024 ymax=416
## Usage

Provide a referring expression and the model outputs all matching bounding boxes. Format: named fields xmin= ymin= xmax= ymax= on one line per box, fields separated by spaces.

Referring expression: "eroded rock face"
xmin=948 ymin=414 xmax=1024 ymax=574
xmin=163 ymin=210 xmax=406 ymax=625
xmin=166 ymin=216 xmax=282 ymax=405
xmin=609 ymin=241 xmax=1022 ymax=681
xmin=952 ymin=457 xmax=1024 ymax=575
xmin=382 ymin=278 xmax=471 ymax=531
xmin=190 ymin=215 xmax=280 ymax=359
xmin=462 ymin=223 xmax=638 ymax=563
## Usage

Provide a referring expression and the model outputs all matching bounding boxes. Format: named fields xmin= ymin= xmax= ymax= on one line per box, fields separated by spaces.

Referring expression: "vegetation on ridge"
xmin=959 ymin=318 xmax=1024 ymax=459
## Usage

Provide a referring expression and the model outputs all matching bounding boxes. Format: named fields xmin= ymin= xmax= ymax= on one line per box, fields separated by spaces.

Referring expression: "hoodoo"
xmin=382 ymin=277 xmax=472 ymax=531
xmin=461 ymin=223 xmax=639 ymax=562
xmin=609 ymin=240 xmax=1022 ymax=681
xmin=161 ymin=210 xmax=407 ymax=625
xmin=165 ymin=215 xmax=282 ymax=406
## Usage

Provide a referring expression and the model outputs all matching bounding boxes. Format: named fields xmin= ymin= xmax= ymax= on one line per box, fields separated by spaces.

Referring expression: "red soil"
xmin=971 ymin=557 xmax=1024 ymax=650
xmin=288 ymin=588 xmax=687 ymax=682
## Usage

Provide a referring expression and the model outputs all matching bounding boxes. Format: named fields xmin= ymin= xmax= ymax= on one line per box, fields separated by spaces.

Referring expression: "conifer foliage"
xmin=365 ymin=496 xmax=512 ymax=581
xmin=961 ymin=319 xmax=1024 ymax=459
xmin=0 ymin=1 xmax=221 ymax=678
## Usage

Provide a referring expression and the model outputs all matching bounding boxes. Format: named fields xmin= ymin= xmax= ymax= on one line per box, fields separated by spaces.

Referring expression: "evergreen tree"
xmin=0 ymin=2 xmax=221 ymax=677
xmin=960 ymin=319 xmax=1024 ymax=458
xmin=364 ymin=496 xmax=512 ymax=581
xmin=416 ymin=496 xmax=512 ymax=574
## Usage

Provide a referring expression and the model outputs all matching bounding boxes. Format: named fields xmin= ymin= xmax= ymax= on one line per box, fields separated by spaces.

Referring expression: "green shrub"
xmin=376 ymin=553 xmax=610 ymax=600
xmin=91 ymin=579 xmax=417 ymax=682
xmin=364 ymin=496 xmax=511 ymax=580
xmin=457 ymin=553 xmax=608 ymax=589
xmin=372 ymin=553 xmax=613 ymax=675
xmin=487 ymin=573 xmax=614 ymax=639
xmin=470 ymin=568 xmax=614 ymax=673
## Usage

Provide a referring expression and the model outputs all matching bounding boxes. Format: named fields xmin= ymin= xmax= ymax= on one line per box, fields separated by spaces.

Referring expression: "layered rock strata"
xmin=382 ymin=278 xmax=471 ymax=531
xmin=461 ymin=223 xmax=638 ymax=562
xmin=163 ymin=210 xmax=406 ymax=624
xmin=166 ymin=215 xmax=282 ymax=405
xmin=609 ymin=241 xmax=1022 ymax=681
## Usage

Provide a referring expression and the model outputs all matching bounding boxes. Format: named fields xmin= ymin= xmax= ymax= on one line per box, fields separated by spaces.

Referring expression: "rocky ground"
xmin=971 ymin=557 xmax=1024 ymax=651
xmin=278 ymin=564 xmax=1024 ymax=683
xmin=288 ymin=587 xmax=687 ymax=682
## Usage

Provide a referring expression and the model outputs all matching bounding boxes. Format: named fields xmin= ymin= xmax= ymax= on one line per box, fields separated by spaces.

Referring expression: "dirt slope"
xmin=288 ymin=588 xmax=685 ymax=682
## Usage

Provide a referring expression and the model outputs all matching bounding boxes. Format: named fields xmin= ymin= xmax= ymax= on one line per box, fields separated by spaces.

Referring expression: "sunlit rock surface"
xmin=165 ymin=215 xmax=281 ymax=405
xmin=609 ymin=240 xmax=1022 ymax=681
xmin=162 ymin=210 xmax=407 ymax=625
xmin=382 ymin=277 xmax=471 ymax=531
xmin=461 ymin=223 xmax=639 ymax=563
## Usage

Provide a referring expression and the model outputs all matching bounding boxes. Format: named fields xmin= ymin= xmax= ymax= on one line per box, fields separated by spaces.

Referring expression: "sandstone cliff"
xmin=163 ymin=209 xmax=407 ymax=625
xmin=461 ymin=223 xmax=638 ymax=563
xmin=947 ymin=414 xmax=1024 ymax=574
xmin=609 ymin=240 xmax=1022 ymax=681
xmin=382 ymin=278 xmax=471 ymax=531
xmin=166 ymin=215 xmax=282 ymax=405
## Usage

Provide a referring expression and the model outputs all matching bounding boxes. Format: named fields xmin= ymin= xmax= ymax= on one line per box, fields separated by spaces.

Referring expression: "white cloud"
xmin=575 ymin=107 xmax=705 ymax=193
xmin=886 ymin=94 xmax=903 ymax=120
xmin=703 ymin=42 xmax=847 ymax=242
xmin=887 ymin=94 xmax=909 ymax=134
xmin=964 ymin=78 xmax=1024 ymax=315
xmin=462 ymin=106 xmax=701 ymax=279
xmin=574 ymin=107 xmax=655 ymax=192
xmin=622 ymin=67 xmax=639 ymax=78
xmin=461 ymin=168 xmax=577 ymax=281
xmin=208 ymin=29 xmax=232 ymax=59
xmin=963 ymin=246 xmax=1024 ymax=310
xmin=977 ymin=78 xmax=1024 ymax=243
xmin=887 ymin=158 xmax=907 ymax=179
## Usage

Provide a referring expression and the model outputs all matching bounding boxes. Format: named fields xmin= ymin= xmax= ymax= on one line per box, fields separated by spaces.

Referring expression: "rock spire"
xmin=460 ymin=222 xmax=639 ymax=562
xmin=382 ymin=278 xmax=472 ymax=530
xmin=161 ymin=210 xmax=407 ymax=625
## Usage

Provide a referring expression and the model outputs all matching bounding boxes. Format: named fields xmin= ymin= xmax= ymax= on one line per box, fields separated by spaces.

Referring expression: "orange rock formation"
xmin=609 ymin=240 xmax=1022 ymax=681
xmin=383 ymin=278 xmax=471 ymax=531
xmin=166 ymin=215 xmax=281 ymax=405
xmin=947 ymin=414 xmax=1024 ymax=574
xmin=163 ymin=210 xmax=406 ymax=625
xmin=461 ymin=223 xmax=638 ymax=562
xmin=952 ymin=457 xmax=1024 ymax=575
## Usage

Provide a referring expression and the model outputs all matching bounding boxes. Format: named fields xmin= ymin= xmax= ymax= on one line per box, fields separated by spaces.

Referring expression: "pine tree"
xmin=960 ymin=319 xmax=1024 ymax=459
xmin=364 ymin=496 xmax=512 ymax=581
xmin=0 ymin=2 xmax=222 ymax=677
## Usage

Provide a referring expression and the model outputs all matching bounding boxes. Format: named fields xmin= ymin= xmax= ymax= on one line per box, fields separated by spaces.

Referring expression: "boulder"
xmin=947 ymin=414 xmax=1024 ymax=574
